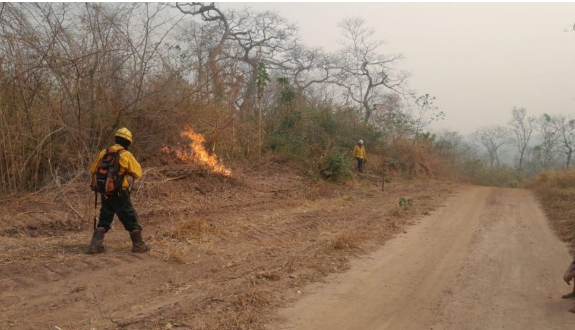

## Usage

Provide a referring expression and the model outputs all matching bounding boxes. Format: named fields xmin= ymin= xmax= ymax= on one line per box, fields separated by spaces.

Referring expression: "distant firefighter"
xmin=88 ymin=127 xmax=150 ymax=254
xmin=353 ymin=140 xmax=367 ymax=173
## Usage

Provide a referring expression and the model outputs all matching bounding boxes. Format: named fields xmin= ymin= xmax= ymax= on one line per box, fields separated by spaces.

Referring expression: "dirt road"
xmin=275 ymin=187 xmax=575 ymax=330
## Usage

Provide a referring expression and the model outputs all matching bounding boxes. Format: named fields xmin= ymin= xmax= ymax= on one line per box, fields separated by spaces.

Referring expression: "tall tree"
xmin=333 ymin=17 xmax=407 ymax=124
xmin=552 ymin=115 xmax=575 ymax=168
xmin=507 ymin=107 xmax=534 ymax=171
xmin=282 ymin=45 xmax=335 ymax=94
xmin=225 ymin=8 xmax=298 ymax=117
xmin=176 ymin=2 xmax=231 ymax=102
xmin=535 ymin=114 xmax=560 ymax=170
xmin=472 ymin=125 xmax=509 ymax=167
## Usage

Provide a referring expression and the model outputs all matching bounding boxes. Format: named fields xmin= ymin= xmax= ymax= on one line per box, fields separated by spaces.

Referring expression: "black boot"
xmin=129 ymin=230 xmax=150 ymax=253
xmin=88 ymin=227 xmax=106 ymax=253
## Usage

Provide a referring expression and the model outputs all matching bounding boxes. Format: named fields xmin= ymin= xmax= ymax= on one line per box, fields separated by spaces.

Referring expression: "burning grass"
xmin=160 ymin=126 xmax=232 ymax=176
xmin=528 ymin=169 xmax=575 ymax=254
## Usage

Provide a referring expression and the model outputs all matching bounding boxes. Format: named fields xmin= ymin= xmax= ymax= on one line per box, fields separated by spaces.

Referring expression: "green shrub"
xmin=263 ymin=103 xmax=382 ymax=181
xmin=398 ymin=197 xmax=413 ymax=207
xmin=264 ymin=133 xmax=306 ymax=162
xmin=320 ymin=153 xmax=352 ymax=181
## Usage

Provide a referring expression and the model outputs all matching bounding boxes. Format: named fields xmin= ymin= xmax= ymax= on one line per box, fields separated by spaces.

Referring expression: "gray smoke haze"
xmin=223 ymin=2 xmax=575 ymax=134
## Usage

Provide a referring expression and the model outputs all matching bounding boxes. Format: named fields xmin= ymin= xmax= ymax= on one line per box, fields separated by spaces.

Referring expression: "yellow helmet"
xmin=114 ymin=127 xmax=133 ymax=143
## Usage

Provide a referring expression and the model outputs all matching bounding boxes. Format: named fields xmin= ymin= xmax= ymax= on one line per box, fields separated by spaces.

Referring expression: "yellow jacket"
xmin=90 ymin=144 xmax=142 ymax=189
xmin=353 ymin=145 xmax=366 ymax=159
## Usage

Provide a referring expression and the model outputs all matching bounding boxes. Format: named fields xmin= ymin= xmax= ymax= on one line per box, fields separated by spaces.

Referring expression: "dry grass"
xmin=390 ymin=206 xmax=403 ymax=218
xmin=235 ymin=290 xmax=271 ymax=310
xmin=390 ymin=204 xmax=411 ymax=218
xmin=255 ymin=271 xmax=282 ymax=281
xmin=326 ymin=230 xmax=367 ymax=251
xmin=529 ymin=169 xmax=575 ymax=254
xmin=152 ymin=217 xmax=219 ymax=264
xmin=197 ymin=240 xmax=217 ymax=255
xmin=208 ymin=290 xmax=273 ymax=330
xmin=162 ymin=241 xmax=192 ymax=264
xmin=162 ymin=217 xmax=207 ymax=241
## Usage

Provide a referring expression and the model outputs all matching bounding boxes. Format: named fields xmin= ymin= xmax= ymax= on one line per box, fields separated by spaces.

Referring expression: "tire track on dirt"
xmin=242 ymin=209 xmax=338 ymax=243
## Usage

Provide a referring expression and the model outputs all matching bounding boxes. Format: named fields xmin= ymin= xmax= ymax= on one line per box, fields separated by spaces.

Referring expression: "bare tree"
xmin=237 ymin=13 xmax=295 ymax=110
xmin=534 ymin=114 xmax=560 ymax=170
xmin=472 ymin=125 xmax=509 ymax=167
xmin=176 ymin=2 xmax=230 ymax=101
xmin=282 ymin=45 xmax=335 ymax=94
xmin=333 ymin=17 xmax=408 ymax=124
xmin=410 ymin=94 xmax=444 ymax=146
xmin=177 ymin=4 xmax=299 ymax=114
xmin=507 ymin=107 xmax=534 ymax=171
xmin=551 ymin=115 xmax=575 ymax=168
xmin=433 ymin=130 xmax=468 ymax=160
xmin=370 ymin=94 xmax=412 ymax=145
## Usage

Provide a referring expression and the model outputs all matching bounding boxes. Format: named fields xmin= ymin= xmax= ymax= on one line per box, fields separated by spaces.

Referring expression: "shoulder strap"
xmin=115 ymin=149 xmax=128 ymax=176
xmin=105 ymin=146 xmax=126 ymax=154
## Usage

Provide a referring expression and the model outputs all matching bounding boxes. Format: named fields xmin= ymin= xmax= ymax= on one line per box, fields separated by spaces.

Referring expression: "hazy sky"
xmin=222 ymin=2 xmax=575 ymax=134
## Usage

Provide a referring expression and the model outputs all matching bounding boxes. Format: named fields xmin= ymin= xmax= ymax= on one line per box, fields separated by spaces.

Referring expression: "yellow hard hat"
xmin=114 ymin=127 xmax=133 ymax=143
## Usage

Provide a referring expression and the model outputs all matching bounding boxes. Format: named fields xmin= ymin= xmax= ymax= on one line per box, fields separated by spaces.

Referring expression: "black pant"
xmin=356 ymin=157 xmax=364 ymax=172
xmin=98 ymin=190 xmax=142 ymax=232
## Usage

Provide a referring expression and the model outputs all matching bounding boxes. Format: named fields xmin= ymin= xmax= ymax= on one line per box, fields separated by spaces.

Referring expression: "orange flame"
xmin=161 ymin=127 xmax=232 ymax=176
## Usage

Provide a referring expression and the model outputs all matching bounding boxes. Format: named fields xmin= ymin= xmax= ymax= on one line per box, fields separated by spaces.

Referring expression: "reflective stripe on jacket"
xmin=353 ymin=145 xmax=366 ymax=159
xmin=89 ymin=144 xmax=142 ymax=189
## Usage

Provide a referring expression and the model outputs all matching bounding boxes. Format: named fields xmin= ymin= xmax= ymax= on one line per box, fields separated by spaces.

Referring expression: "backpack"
xmin=91 ymin=147 xmax=126 ymax=195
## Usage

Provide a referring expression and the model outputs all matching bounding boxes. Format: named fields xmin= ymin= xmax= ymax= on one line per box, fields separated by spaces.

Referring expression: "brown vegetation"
xmin=0 ymin=2 xmax=465 ymax=200
xmin=528 ymin=169 xmax=575 ymax=254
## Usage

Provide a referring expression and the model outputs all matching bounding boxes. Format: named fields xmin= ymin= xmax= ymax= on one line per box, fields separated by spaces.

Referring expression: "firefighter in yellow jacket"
xmin=88 ymin=128 xmax=150 ymax=253
xmin=353 ymin=140 xmax=367 ymax=173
